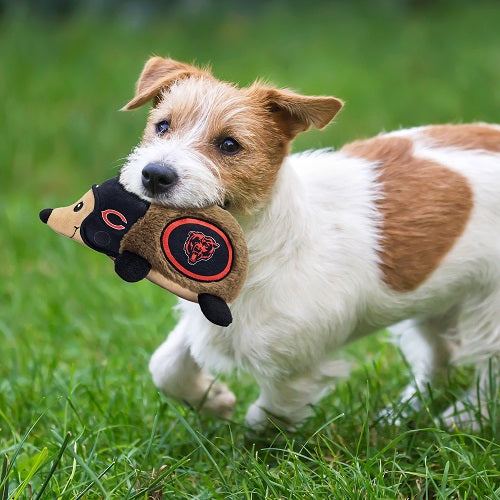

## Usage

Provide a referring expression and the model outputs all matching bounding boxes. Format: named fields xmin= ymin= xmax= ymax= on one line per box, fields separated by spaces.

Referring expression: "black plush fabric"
xmin=115 ymin=251 xmax=152 ymax=282
xmin=80 ymin=178 xmax=150 ymax=257
xmin=198 ymin=293 xmax=233 ymax=327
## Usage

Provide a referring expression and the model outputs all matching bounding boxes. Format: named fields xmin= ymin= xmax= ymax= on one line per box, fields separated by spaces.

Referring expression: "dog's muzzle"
xmin=141 ymin=162 xmax=178 ymax=196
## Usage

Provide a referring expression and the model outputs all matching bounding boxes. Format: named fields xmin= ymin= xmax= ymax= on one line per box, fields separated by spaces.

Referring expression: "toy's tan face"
xmin=44 ymin=189 xmax=95 ymax=245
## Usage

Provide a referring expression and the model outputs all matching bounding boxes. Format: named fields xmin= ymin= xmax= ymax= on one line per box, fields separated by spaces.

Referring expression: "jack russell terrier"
xmin=119 ymin=56 xmax=500 ymax=431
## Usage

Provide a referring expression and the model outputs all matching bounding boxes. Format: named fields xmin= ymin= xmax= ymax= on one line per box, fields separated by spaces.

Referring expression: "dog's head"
xmin=119 ymin=57 xmax=343 ymax=214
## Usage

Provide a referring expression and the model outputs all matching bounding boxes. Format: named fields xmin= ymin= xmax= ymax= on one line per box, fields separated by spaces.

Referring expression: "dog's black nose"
xmin=142 ymin=163 xmax=178 ymax=195
xmin=39 ymin=208 xmax=53 ymax=224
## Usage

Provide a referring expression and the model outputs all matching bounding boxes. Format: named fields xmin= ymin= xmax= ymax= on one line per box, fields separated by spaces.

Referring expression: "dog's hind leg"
xmin=245 ymin=359 xmax=350 ymax=432
xmin=384 ymin=308 xmax=458 ymax=420
xmin=149 ymin=315 xmax=236 ymax=418
xmin=441 ymin=285 xmax=500 ymax=430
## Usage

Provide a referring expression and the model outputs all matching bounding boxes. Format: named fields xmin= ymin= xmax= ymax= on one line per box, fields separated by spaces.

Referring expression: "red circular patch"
xmin=161 ymin=218 xmax=233 ymax=282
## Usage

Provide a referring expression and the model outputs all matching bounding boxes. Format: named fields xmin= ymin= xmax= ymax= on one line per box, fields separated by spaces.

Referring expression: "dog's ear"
xmin=250 ymin=85 xmax=343 ymax=139
xmin=121 ymin=57 xmax=208 ymax=111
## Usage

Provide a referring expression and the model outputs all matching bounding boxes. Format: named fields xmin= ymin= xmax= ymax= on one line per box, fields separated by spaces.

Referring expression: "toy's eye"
xmin=74 ymin=201 xmax=84 ymax=212
xmin=218 ymin=137 xmax=241 ymax=155
xmin=155 ymin=120 xmax=170 ymax=136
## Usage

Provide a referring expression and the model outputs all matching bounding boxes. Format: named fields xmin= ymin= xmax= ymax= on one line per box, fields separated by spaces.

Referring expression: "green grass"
xmin=1 ymin=1 xmax=499 ymax=498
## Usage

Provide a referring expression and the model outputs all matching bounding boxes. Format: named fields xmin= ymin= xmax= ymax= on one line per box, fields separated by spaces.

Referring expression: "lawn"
xmin=0 ymin=1 xmax=499 ymax=498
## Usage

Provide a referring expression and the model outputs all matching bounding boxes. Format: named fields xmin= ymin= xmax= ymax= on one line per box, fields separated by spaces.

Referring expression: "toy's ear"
xmin=248 ymin=84 xmax=343 ymax=139
xmin=121 ymin=56 xmax=210 ymax=110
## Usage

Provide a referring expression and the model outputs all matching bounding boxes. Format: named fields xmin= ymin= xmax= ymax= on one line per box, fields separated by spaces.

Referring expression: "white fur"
xmin=120 ymin=137 xmax=225 ymax=208
xmin=122 ymin=125 xmax=500 ymax=430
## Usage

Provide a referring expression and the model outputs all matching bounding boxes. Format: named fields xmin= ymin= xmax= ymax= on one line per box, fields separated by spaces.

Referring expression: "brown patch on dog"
xmin=342 ymin=136 xmax=473 ymax=292
xmin=424 ymin=124 xmax=500 ymax=153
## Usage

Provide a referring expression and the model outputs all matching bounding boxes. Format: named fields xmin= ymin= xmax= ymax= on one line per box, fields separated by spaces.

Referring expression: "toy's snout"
xmin=39 ymin=189 xmax=96 ymax=246
xmin=39 ymin=208 xmax=53 ymax=224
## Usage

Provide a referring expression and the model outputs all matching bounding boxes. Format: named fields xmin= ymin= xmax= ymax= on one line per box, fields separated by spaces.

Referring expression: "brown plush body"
xmin=120 ymin=204 xmax=248 ymax=304
xmin=40 ymin=177 xmax=248 ymax=326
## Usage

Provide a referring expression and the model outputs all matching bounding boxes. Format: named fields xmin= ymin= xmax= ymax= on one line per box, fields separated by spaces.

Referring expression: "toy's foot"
xmin=115 ymin=251 xmax=152 ymax=282
xmin=198 ymin=294 xmax=232 ymax=327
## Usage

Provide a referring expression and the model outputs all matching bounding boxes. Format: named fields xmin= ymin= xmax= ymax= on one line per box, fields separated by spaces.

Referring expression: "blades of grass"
xmin=424 ymin=455 xmax=444 ymax=500
xmin=0 ymin=409 xmax=20 ymax=444
xmin=0 ymin=410 xmax=46 ymax=492
xmin=11 ymin=448 xmax=49 ymax=500
xmin=487 ymin=359 xmax=497 ymax=437
xmin=370 ymin=428 xmax=437 ymax=463
xmin=0 ymin=455 xmax=9 ymax=500
xmin=164 ymin=399 xmax=228 ymax=488
xmin=58 ymin=441 xmax=78 ymax=499
xmin=82 ymin=386 xmax=106 ymax=418
xmin=244 ymin=451 xmax=283 ymax=497
xmin=64 ymin=396 xmax=86 ymax=428
xmin=63 ymin=364 xmax=75 ymax=436
xmin=304 ymin=412 xmax=345 ymax=443
xmin=74 ymin=460 xmax=115 ymax=500
xmin=355 ymin=380 xmax=369 ymax=459
xmin=108 ymin=469 xmax=141 ymax=498
xmin=50 ymin=430 xmax=108 ymax=497
xmin=144 ymin=401 xmax=163 ymax=461
xmin=125 ymin=454 xmax=193 ymax=500
xmin=34 ymin=432 xmax=71 ymax=500
xmin=439 ymin=460 xmax=450 ymax=498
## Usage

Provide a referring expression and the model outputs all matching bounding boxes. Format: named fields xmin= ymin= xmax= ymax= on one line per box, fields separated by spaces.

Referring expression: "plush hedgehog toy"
xmin=39 ymin=178 xmax=248 ymax=326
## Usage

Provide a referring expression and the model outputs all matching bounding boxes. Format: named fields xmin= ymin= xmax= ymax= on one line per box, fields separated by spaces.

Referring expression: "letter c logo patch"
xmin=101 ymin=209 xmax=127 ymax=230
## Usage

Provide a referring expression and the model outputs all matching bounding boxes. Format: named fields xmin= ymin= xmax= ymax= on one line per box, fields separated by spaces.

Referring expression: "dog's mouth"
xmin=70 ymin=225 xmax=79 ymax=239
xmin=139 ymin=187 xmax=228 ymax=211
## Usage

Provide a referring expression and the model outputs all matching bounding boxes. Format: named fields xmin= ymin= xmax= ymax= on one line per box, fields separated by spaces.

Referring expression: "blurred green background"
xmin=0 ymin=1 xmax=499 ymax=497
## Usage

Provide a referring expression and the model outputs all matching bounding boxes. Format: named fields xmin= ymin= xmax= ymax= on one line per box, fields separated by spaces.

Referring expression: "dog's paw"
xmin=245 ymin=403 xmax=269 ymax=432
xmin=197 ymin=381 xmax=236 ymax=419
xmin=245 ymin=403 xmax=296 ymax=434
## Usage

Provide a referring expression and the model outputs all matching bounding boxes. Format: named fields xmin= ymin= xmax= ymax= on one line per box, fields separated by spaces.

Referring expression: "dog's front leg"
xmin=149 ymin=316 xmax=236 ymax=418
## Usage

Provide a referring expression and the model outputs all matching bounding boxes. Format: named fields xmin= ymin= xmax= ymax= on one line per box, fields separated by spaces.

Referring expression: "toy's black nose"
xmin=39 ymin=208 xmax=53 ymax=224
xmin=142 ymin=163 xmax=178 ymax=195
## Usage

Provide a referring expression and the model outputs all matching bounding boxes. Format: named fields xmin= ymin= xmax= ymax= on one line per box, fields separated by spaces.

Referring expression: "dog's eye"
xmin=74 ymin=201 xmax=84 ymax=212
xmin=218 ymin=137 xmax=241 ymax=155
xmin=155 ymin=120 xmax=170 ymax=136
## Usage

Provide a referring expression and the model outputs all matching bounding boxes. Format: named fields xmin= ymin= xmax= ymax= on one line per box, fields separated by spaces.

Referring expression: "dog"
xmin=119 ymin=56 xmax=500 ymax=431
